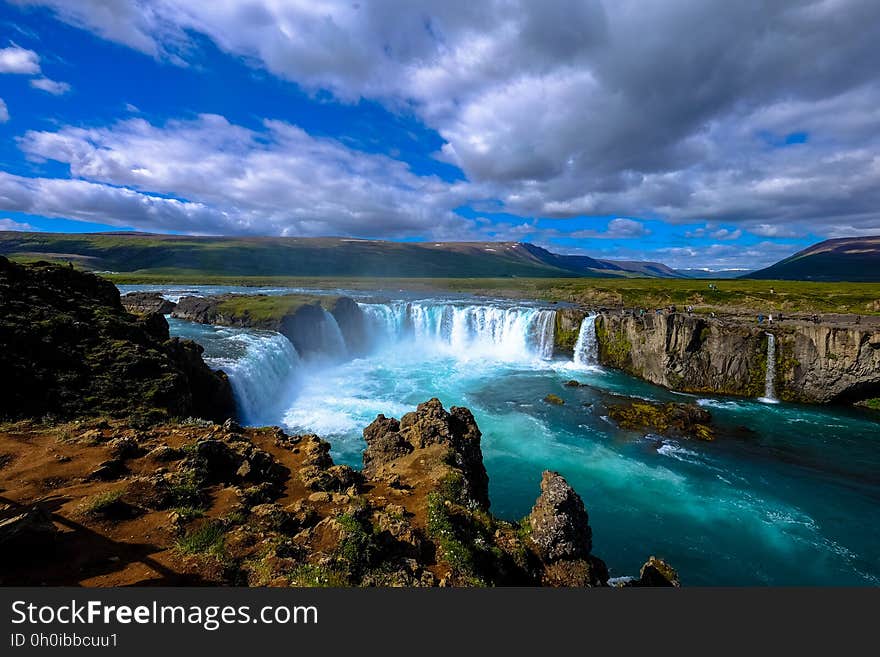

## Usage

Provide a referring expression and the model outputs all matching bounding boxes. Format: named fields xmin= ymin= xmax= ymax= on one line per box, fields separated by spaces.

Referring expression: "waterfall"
xmin=359 ymin=302 xmax=556 ymax=361
xmin=167 ymin=318 xmax=301 ymax=424
xmin=573 ymin=314 xmax=598 ymax=366
xmin=316 ymin=308 xmax=348 ymax=360
xmin=761 ymin=332 xmax=778 ymax=403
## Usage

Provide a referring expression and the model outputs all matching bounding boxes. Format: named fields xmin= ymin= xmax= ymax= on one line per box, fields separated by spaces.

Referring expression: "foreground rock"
xmin=0 ymin=400 xmax=677 ymax=587
xmin=0 ymin=257 xmax=235 ymax=422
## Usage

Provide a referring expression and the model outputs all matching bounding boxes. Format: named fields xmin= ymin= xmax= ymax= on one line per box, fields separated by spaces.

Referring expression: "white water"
xmin=573 ymin=314 xmax=598 ymax=367
xmin=167 ymin=319 xmax=302 ymax=425
xmin=760 ymin=332 xmax=778 ymax=404
xmin=359 ymin=302 xmax=556 ymax=361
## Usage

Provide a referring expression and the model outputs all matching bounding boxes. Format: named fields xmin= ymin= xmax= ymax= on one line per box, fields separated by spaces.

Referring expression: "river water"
xmin=128 ymin=285 xmax=880 ymax=585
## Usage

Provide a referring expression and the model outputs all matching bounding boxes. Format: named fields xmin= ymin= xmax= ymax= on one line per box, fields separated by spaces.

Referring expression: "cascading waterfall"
xmin=761 ymin=332 xmax=778 ymax=403
xmin=573 ymin=314 xmax=598 ymax=366
xmin=359 ymin=302 xmax=556 ymax=361
xmin=316 ymin=308 xmax=348 ymax=360
xmin=166 ymin=318 xmax=302 ymax=424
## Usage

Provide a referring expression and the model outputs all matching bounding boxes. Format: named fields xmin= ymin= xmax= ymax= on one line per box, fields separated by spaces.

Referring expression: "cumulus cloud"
xmin=29 ymin=77 xmax=71 ymax=95
xmin=569 ymin=218 xmax=650 ymax=240
xmin=14 ymin=0 xmax=880 ymax=242
xmin=0 ymin=45 xmax=40 ymax=74
xmin=0 ymin=217 xmax=36 ymax=231
xmin=0 ymin=98 xmax=8 ymax=123
xmin=14 ymin=114 xmax=475 ymax=238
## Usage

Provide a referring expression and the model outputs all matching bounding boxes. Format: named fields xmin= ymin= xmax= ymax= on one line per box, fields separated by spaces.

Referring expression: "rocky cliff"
xmin=595 ymin=312 xmax=880 ymax=404
xmin=0 ymin=399 xmax=676 ymax=587
xmin=171 ymin=293 xmax=368 ymax=359
xmin=0 ymin=257 xmax=235 ymax=423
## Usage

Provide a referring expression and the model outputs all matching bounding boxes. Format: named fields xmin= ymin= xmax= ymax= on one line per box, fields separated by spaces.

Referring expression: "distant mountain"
xmin=742 ymin=236 xmax=880 ymax=282
xmin=0 ymin=232 xmax=679 ymax=279
xmin=678 ymin=268 xmax=753 ymax=279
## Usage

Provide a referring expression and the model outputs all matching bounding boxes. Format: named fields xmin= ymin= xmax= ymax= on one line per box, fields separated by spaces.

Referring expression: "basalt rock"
xmin=595 ymin=312 xmax=880 ymax=405
xmin=120 ymin=292 xmax=176 ymax=316
xmin=528 ymin=471 xmax=607 ymax=587
xmin=638 ymin=556 xmax=680 ymax=587
xmin=0 ymin=257 xmax=235 ymax=423
xmin=363 ymin=398 xmax=489 ymax=509
xmin=607 ymin=399 xmax=715 ymax=441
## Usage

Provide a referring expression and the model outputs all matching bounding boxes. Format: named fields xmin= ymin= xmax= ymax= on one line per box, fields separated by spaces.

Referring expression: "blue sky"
xmin=1 ymin=1 xmax=879 ymax=270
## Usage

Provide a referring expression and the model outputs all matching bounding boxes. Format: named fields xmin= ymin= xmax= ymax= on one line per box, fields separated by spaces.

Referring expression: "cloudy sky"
xmin=1 ymin=0 xmax=879 ymax=270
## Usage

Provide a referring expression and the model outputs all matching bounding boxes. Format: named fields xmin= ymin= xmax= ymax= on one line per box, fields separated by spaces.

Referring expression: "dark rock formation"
xmin=607 ymin=399 xmax=715 ymax=441
xmin=595 ymin=312 xmax=880 ymax=405
xmin=529 ymin=471 xmax=593 ymax=560
xmin=363 ymin=398 xmax=490 ymax=509
xmin=0 ymin=257 xmax=235 ymax=422
xmin=638 ymin=556 xmax=680 ymax=587
xmin=527 ymin=471 xmax=608 ymax=586
xmin=0 ymin=504 xmax=57 ymax=552
xmin=172 ymin=295 xmax=220 ymax=325
xmin=120 ymin=292 xmax=176 ymax=316
xmin=329 ymin=296 xmax=370 ymax=357
xmin=553 ymin=307 xmax=587 ymax=357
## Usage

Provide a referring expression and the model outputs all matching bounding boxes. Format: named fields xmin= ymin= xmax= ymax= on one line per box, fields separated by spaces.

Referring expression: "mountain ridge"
xmin=743 ymin=235 xmax=880 ymax=282
xmin=0 ymin=231 xmax=682 ymax=279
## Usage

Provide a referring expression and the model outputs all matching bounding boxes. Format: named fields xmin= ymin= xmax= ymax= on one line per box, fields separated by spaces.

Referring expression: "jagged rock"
xmin=639 ymin=556 xmax=680 ymax=587
xmin=363 ymin=398 xmax=489 ymax=509
xmin=563 ymin=380 xmax=583 ymax=387
xmin=222 ymin=418 xmax=242 ymax=434
xmin=528 ymin=470 xmax=593 ymax=561
xmin=544 ymin=393 xmax=565 ymax=405
xmin=120 ymin=292 xmax=176 ymax=316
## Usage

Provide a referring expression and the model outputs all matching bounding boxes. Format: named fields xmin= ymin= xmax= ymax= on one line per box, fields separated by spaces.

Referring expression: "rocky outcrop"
xmin=607 ymin=399 xmax=715 ymax=441
xmin=363 ymin=398 xmax=489 ymax=509
xmin=172 ymin=293 xmax=368 ymax=360
xmin=0 ymin=257 xmax=235 ymax=422
xmin=595 ymin=312 xmax=880 ymax=405
xmin=121 ymin=292 xmax=176 ymax=316
xmin=0 ymin=401 xmax=674 ymax=587
xmin=553 ymin=307 xmax=588 ymax=356
xmin=528 ymin=471 xmax=608 ymax=586
xmin=774 ymin=324 xmax=880 ymax=403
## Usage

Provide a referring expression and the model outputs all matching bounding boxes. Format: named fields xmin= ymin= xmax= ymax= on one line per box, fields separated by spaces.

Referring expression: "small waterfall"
xmin=316 ymin=308 xmax=348 ymax=360
xmin=761 ymin=332 xmax=778 ymax=403
xmin=573 ymin=314 xmax=598 ymax=366
xmin=166 ymin=318 xmax=301 ymax=425
xmin=220 ymin=333 xmax=302 ymax=424
xmin=359 ymin=302 xmax=556 ymax=360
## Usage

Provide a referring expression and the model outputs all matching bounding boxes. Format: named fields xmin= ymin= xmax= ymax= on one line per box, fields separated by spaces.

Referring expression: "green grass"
xmin=175 ymin=521 xmax=226 ymax=557
xmin=101 ymin=272 xmax=880 ymax=316
xmin=80 ymin=489 xmax=125 ymax=517
xmin=214 ymin=294 xmax=337 ymax=323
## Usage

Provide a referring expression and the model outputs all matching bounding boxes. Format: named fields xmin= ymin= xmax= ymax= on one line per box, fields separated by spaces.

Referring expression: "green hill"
xmin=743 ymin=236 xmax=880 ymax=282
xmin=0 ymin=231 xmax=678 ymax=279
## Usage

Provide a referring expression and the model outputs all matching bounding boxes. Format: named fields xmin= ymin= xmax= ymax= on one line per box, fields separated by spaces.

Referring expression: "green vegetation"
xmin=175 ymin=521 xmax=226 ymax=557
xmin=214 ymin=294 xmax=337 ymax=324
xmin=80 ymin=489 xmax=126 ymax=517
xmin=289 ymin=564 xmax=348 ymax=587
xmin=103 ymin=272 xmax=880 ymax=316
xmin=595 ymin=318 xmax=632 ymax=367
xmin=171 ymin=506 xmax=205 ymax=522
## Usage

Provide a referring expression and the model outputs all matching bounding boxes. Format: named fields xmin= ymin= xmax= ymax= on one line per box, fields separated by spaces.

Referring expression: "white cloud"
xmin=0 ymin=45 xmax=40 ymax=74
xmin=569 ymin=217 xmax=650 ymax=240
xmin=0 ymin=98 xmax=8 ymax=123
xmin=0 ymin=217 xmax=35 ymax=231
xmin=29 ymin=77 xmax=71 ymax=95
xmin=13 ymin=114 xmax=475 ymax=238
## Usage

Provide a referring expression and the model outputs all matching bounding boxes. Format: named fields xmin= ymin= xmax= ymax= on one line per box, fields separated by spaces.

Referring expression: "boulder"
xmin=528 ymin=470 xmax=592 ymax=561
xmin=638 ymin=556 xmax=680 ymax=587
xmin=121 ymin=292 xmax=176 ymax=316
xmin=0 ymin=504 xmax=57 ymax=551
xmin=607 ymin=399 xmax=714 ymax=441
